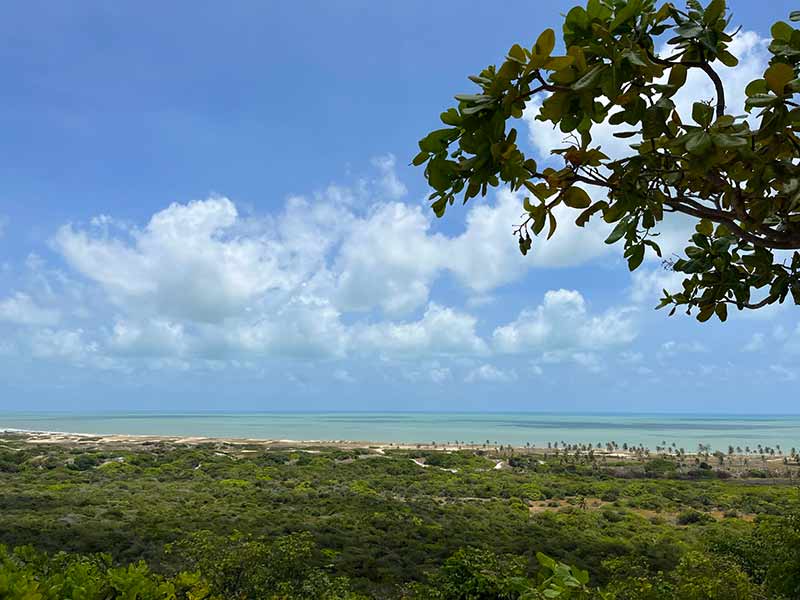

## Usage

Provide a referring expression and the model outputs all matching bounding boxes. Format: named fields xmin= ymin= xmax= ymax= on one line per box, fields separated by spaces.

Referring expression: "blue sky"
xmin=1 ymin=0 xmax=798 ymax=412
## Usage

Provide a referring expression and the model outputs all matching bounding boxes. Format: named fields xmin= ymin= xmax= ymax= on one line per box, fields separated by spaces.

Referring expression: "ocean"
xmin=1 ymin=412 xmax=799 ymax=452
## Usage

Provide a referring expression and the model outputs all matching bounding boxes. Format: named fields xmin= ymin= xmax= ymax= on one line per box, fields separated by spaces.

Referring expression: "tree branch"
xmin=645 ymin=49 xmax=725 ymax=118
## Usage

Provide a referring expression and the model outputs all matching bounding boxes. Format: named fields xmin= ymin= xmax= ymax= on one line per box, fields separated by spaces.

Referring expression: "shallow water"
xmin=1 ymin=411 xmax=799 ymax=452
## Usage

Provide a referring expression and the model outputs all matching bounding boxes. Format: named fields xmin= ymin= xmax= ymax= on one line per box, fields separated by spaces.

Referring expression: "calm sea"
xmin=1 ymin=412 xmax=799 ymax=452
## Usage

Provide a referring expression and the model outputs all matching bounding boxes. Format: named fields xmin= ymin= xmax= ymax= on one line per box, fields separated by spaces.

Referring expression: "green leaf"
xmin=412 ymin=151 xmax=428 ymax=166
xmin=537 ymin=552 xmax=557 ymax=570
xmin=544 ymin=56 xmax=574 ymax=71
xmin=605 ymin=219 xmax=629 ymax=244
xmin=764 ymin=62 xmax=794 ymax=94
xmin=565 ymin=6 xmax=590 ymax=31
xmin=696 ymin=219 xmax=714 ymax=236
xmin=562 ymin=186 xmax=592 ymax=209
xmin=675 ymin=23 xmax=703 ymax=37
xmin=609 ymin=0 xmax=640 ymax=32
xmin=643 ymin=239 xmax=662 ymax=257
xmin=523 ymin=197 xmax=535 ymax=213
xmin=453 ymin=93 xmax=492 ymax=102
xmin=703 ymin=0 xmax=725 ymax=25
xmin=622 ymin=48 xmax=648 ymax=67
xmin=791 ymin=283 xmax=800 ymax=304
xmin=745 ymin=79 xmax=768 ymax=96
xmin=534 ymin=29 xmax=556 ymax=57
xmin=439 ymin=108 xmax=461 ymax=125
xmin=575 ymin=201 xmax=607 ymax=227
xmin=627 ymin=245 xmax=645 ymax=270
xmin=418 ymin=128 xmax=458 ymax=152
xmin=717 ymin=50 xmax=738 ymax=67
xmin=686 ymin=131 xmax=712 ymax=154
xmin=697 ymin=305 xmax=715 ymax=322
xmin=692 ymin=102 xmax=714 ymax=127
xmin=431 ymin=197 xmax=447 ymax=218
xmin=712 ymin=133 xmax=747 ymax=148
xmin=668 ymin=64 xmax=688 ymax=89
xmin=746 ymin=93 xmax=777 ymax=108
xmin=547 ymin=211 xmax=557 ymax=239
xmin=507 ymin=43 xmax=527 ymax=64
xmin=715 ymin=302 xmax=728 ymax=322
xmin=771 ymin=21 xmax=794 ymax=42
xmin=791 ymin=10 xmax=800 ymax=22
xmin=571 ymin=64 xmax=605 ymax=91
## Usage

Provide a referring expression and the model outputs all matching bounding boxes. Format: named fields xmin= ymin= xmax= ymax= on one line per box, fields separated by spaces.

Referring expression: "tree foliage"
xmin=2 ymin=438 xmax=799 ymax=598
xmin=415 ymin=0 xmax=800 ymax=320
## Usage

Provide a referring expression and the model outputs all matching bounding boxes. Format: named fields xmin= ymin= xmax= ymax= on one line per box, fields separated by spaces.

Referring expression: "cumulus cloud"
xmin=370 ymin=154 xmax=407 ymax=200
xmin=743 ymin=333 xmax=765 ymax=352
xmin=0 ymin=292 xmax=60 ymax=326
xmin=493 ymin=289 xmax=637 ymax=354
xmin=465 ymin=363 xmax=517 ymax=383
xmin=356 ymin=303 xmax=487 ymax=358
xmin=630 ymin=267 xmax=686 ymax=305
xmin=541 ymin=349 xmax=606 ymax=373
xmin=109 ymin=319 xmax=188 ymax=357
xmin=446 ymin=190 xmax=614 ymax=291
xmin=55 ymin=197 xmax=299 ymax=324
xmin=403 ymin=362 xmax=454 ymax=384
xmin=0 ymin=152 xmax=650 ymax=376
xmin=331 ymin=201 xmax=444 ymax=314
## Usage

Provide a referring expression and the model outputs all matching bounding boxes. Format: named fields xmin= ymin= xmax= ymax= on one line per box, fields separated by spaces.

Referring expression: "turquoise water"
xmin=1 ymin=412 xmax=799 ymax=452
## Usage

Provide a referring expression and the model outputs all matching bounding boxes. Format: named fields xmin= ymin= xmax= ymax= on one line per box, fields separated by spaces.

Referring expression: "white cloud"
xmin=55 ymin=197 xmax=301 ymax=324
xmin=571 ymin=351 xmax=604 ymax=373
xmin=221 ymin=295 xmax=349 ymax=359
xmin=403 ymin=361 xmax=453 ymax=384
xmin=370 ymin=154 xmax=407 ymax=200
xmin=769 ymin=364 xmax=797 ymax=382
xmin=333 ymin=368 xmax=356 ymax=383
xmin=743 ymin=333 xmax=765 ymax=352
xmin=447 ymin=190 xmax=615 ymax=291
xmin=331 ymin=201 xmax=444 ymax=314
xmin=541 ymin=349 xmax=605 ymax=373
xmin=25 ymin=328 xmax=121 ymax=371
xmin=109 ymin=319 xmax=188 ymax=357
xmin=783 ymin=324 xmax=800 ymax=354
xmin=619 ymin=351 xmax=643 ymax=364
xmin=429 ymin=366 xmax=452 ymax=383
xmin=0 ymin=293 xmax=60 ymax=326
xmin=493 ymin=289 xmax=637 ymax=354
xmin=630 ymin=267 xmax=686 ymax=304
xmin=657 ymin=340 xmax=708 ymax=363
xmin=2 ymin=157 xmax=656 ymax=371
xmin=660 ymin=340 xmax=708 ymax=354
xmin=356 ymin=303 xmax=487 ymax=358
xmin=465 ymin=363 xmax=517 ymax=383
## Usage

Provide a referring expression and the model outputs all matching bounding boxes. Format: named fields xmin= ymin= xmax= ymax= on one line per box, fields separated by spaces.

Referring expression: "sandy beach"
xmin=2 ymin=429 xmax=796 ymax=473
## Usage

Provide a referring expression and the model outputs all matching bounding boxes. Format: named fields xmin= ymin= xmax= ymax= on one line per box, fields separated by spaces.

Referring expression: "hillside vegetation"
xmin=1 ymin=434 xmax=798 ymax=598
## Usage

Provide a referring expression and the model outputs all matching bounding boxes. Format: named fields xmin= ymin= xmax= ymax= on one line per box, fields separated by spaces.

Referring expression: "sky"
xmin=0 ymin=0 xmax=798 ymax=412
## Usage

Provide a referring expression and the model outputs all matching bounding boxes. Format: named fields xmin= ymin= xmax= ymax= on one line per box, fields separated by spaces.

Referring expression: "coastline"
xmin=1 ymin=429 xmax=795 ymax=470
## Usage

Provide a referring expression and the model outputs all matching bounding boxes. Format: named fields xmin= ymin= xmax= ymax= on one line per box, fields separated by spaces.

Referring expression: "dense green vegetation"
xmin=1 ymin=434 xmax=799 ymax=598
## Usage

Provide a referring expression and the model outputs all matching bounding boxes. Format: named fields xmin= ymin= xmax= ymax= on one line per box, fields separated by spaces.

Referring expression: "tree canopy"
xmin=415 ymin=0 xmax=800 ymax=321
